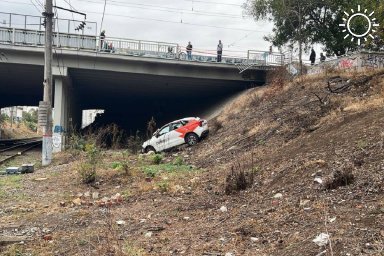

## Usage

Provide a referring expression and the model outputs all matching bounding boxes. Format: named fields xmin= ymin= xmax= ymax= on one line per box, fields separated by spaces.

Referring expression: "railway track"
xmin=0 ymin=138 xmax=42 ymax=165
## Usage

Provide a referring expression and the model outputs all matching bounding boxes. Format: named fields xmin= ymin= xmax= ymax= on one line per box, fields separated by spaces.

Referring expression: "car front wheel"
xmin=145 ymin=146 xmax=156 ymax=153
xmin=185 ymin=133 xmax=199 ymax=146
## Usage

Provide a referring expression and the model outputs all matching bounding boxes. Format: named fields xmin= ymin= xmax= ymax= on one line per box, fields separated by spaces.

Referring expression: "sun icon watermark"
xmin=339 ymin=5 xmax=380 ymax=45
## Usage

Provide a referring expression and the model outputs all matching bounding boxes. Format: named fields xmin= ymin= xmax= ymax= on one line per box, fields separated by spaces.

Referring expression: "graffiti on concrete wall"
xmin=308 ymin=57 xmax=358 ymax=74
xmin=338 ymin=57 xmax=358 ymax=69
xmin=361 ymin=54 xmax=384 ymax=69
xmin=308 ymin=53 xmax=384 ymax=74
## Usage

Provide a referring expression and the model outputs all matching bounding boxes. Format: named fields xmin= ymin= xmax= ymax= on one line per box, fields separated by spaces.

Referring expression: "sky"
xmin=0 ymin=0 xmax=276 ymax=58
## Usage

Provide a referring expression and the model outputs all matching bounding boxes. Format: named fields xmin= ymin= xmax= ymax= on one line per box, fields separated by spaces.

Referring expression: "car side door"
xmin=154 ymin=124 xmax=171 ymax=151
xmin=168 ymin=121 xmax=184 ymax=147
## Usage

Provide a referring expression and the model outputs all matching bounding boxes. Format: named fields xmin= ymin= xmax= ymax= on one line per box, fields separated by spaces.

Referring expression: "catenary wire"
xmin=1 ymin=0 xmax=267 ymax=33
xmin=72 ymin=0 xmax=246 ymax=19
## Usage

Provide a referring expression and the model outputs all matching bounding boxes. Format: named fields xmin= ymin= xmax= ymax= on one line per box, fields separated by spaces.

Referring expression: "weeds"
xmin=1 ymin=244 xmax=24 ymax=256
xmin=356 ymin=139 xmax=368 ymax=150
xmin=126 ymin=131 xmax=143 ymax=154
xmin=111 ymin=151 xmax=131 ymax=175
xmin=143 ymin=167 xmax=158 ymax=178
xmin=0 ymin=175 xmax=22 ymax=199
xmin=123 ymin=242 xmax=147 ymax=256
xmin=157 ymin=181 xmax=170 ymax=193
xmin=324 ymin=166 xmax=355 ymax=190
xmin=225 ymin=166 xmax=255 ymax=195
xmin=173 ymin=156 xmax=184 ymax=166
xmin=68 ymin=123 xmax=143 ymax=153
xmin=266 ymin=66 xmax=290 ymax=87
xmin=77 ymin=143 xmax=101 ymax=184
xmin=142 ymin=163 xmax=193 ymax=178
xmin=151 ymin=154 xmax=163 ymax=165
xmin=225 ymin=155 xmax=257 ymax=195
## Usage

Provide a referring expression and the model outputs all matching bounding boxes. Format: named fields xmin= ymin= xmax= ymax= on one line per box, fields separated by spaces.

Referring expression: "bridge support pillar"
xmin=53 ymin=76 xmax=70 ymax=152
xmin=52 ymin=67 xmax=80 ymax=152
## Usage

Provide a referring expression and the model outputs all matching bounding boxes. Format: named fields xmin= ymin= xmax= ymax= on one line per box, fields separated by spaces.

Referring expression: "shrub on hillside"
xmin=78 ymin=162 xmax=96 ymax=184
xmin=225 ymin=165 xmax=255 ymax=195
xmin=77 ymin=143 xmax=101 ymax=184
xmin=324 ymin=166 xmax=355 ymax=190
xmin=152 ymin=154 xmax=163 ymax=165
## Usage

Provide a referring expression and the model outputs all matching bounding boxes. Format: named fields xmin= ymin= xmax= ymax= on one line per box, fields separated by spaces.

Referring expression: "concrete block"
xmin=20 ymin=164 xmax=34 ymax=173
xmin=6 ymin=167 xmax=21 ymax=174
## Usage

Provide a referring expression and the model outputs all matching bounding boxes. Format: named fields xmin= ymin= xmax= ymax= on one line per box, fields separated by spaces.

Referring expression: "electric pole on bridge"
xmin=40 ymin=0 xmax=53 ymax=166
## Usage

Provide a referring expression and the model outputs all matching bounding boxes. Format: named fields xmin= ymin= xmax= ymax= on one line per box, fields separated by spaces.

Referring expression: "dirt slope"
xmin=1 ymin=69 xmax=383 ymax=256
xmin=186 ymin=68 xmax=384 ymax=255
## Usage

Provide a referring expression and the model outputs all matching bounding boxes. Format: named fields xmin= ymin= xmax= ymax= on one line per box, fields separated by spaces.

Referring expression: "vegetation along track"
xmin=0 ymin=138 xmax=42 ymax=165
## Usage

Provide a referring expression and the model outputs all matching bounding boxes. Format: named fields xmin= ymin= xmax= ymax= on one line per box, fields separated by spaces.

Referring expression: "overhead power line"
xmin=84 ymin=10 xmax=266 ymax=32
xmin=2 ymin=0 xmax=265 ymax=33
xmin=184 ymin=0 xmax=242 ymax=7
xmin=62 ymin=0 xmax=79 ymax=12
xmin=34 ymin=0 xmax=44 ymax=8
xmin=73 ymin=0 xmax=246 ymax=19
xmin=29 ymin=0 xmax=42 ymax=14
xmin=53 ymin=5 xmax=87 ymax=18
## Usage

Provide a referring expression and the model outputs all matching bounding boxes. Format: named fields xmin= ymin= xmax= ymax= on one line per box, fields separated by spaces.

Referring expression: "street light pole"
xmin=42 ymin=0 xmax=53 ymax=166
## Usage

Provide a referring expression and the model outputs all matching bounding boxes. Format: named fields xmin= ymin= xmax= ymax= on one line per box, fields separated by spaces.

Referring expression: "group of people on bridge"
xmin=100 ymin=30 xmax=224 ymax=62
xmin=185 ymin=40 xmax=223 ymax=62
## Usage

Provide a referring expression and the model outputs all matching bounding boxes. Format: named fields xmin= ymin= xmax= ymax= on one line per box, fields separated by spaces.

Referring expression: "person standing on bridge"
xmin=310 ymin=48 xmax=316 ymax=65
xmin=100 ymin=30 xmax=106 ymax=50
xmin=217 ymin=40 xmax=223 ymax=62
xmin=320 ymin=52 xmax=326 ymax=63
xmin=186 ymin=41 xmax=192 ymax=60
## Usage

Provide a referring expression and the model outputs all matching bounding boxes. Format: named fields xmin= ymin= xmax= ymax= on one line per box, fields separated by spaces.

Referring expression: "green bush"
xmin=173 ymin=156 xmax=184 ymax=166
xmin=143 ymin=167 xmax=158 ymax=178
xmin=157 ymin=181 xmax=169 ymax=193
xmin=84 ymin=143 xmax=100 ymax=165
xmin=142 ymin=163 xmax=193 ymax=178
xmin=78 ymin=162 xmax=96 ymax=184
xmin=75 ymin=143 xmax=101 ymax=184
xmin=152 ymin=154 xmax=163 ymax=165
xmin=111 ymin=162 xmax=123 ymax=170
xmin=25 ymin=121 xmax=37 ymax=132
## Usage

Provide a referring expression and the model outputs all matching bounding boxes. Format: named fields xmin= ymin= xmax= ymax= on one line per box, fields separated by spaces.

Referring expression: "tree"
xmin=0 ymin=113 xmax=8 ymax=139
xmin=146 ymin=116 xmax=157 ymax=139
xmin=360 ymin=0 xmax=384 ymax=51
xmin=243 ymin=0 xmax=382 ymax=69
xmin=22 ymin=110 xmax=38 ymax=132
xmin=244 ymin=0 xmax=344 ymax=73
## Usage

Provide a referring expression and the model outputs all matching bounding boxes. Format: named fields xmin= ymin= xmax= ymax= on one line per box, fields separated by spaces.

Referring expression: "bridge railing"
xmin=103 ymin=37 xmax=179 ymax=57
xmin=0 ymin=12 xmax=97 ymax=36
xmin=0 ymin=27 xmax=97 ymax=49
xmin=247 ymin=50 xmax=285 ymax=66
xmin=0 ymin=26 xmax=285 ymax=67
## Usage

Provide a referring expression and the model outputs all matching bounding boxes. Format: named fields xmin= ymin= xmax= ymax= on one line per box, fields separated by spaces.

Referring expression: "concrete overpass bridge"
xmin=0 ymin=13 xmax=285 ymax=150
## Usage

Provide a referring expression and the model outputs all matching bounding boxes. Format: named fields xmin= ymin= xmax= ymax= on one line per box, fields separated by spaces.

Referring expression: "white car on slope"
xmin=142 ymin=117 xmax=209 ymax=153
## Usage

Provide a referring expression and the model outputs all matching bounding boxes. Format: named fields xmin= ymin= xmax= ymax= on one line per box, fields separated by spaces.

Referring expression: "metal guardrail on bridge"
xmin=0 ymin=12 xmax=286 ymax=67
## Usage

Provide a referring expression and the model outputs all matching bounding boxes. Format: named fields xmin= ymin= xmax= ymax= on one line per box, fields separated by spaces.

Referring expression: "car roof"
xmin=172 ymin=117 xmax=199 ymax=123
xmin=161 ymin=117 xmax=199 ymax=127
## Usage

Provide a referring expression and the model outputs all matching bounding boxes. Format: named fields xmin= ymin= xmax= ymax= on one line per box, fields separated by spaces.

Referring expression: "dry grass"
xmin=1 ymin=121 xmax=40 ymax=139
xmin=343 ymin=97 xmax=384 ymax=112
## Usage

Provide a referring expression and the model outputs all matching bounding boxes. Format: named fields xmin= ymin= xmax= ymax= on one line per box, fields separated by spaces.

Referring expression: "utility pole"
xmin=41 ymin=0 xmax=54 ymax=166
